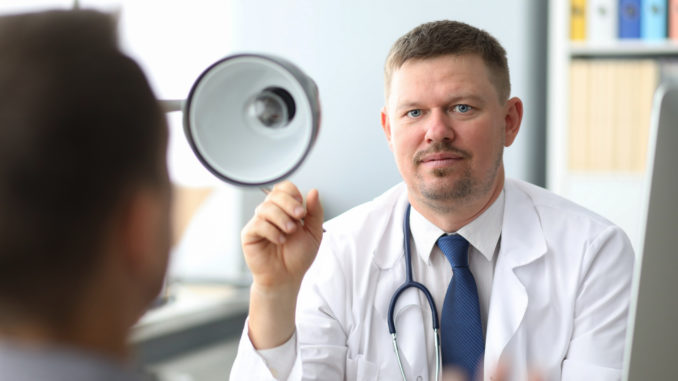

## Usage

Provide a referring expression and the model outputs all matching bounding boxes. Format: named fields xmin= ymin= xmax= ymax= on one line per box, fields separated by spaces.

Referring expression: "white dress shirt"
xmin=409 ymin=190 xmax=504 ymax=337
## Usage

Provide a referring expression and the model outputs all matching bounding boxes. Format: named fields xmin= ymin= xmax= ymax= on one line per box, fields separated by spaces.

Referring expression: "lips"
xmin=418 ymin=154 xmax=462 ymax=170
xmin=413 ymin=143 xmax=470 ymax=168
xmin=420 ymin=152 xmax=464 ymax=163
xmin=416 ymin=149 xmax=468 ymax=167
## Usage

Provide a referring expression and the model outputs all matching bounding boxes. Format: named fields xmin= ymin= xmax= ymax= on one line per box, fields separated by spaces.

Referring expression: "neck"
xmin=409 ymin=168 xmax=505 ymax=232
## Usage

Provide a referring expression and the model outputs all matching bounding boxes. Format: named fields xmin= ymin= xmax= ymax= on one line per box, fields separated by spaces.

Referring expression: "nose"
xmin=424 ymin=108 xmax=454 ymax=143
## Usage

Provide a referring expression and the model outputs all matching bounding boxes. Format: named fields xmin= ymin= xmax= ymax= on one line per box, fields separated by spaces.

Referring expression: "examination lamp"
xmin=163 ymin=54 xmax=321 ymax=186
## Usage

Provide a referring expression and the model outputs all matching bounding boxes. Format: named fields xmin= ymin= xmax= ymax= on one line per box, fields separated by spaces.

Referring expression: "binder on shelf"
xmin=619 ymin=0 xmax=642 ymax=38
xmin=641 ymin=0 xmax=668 ymax=40
xmin=569 ymin=60 xmax=590 ymax=170
xmin=587 ymin=60 xmax=616 ymax=170
xmin=613 ymin=61 xmax=636 ymax=171
xmin=589 ymin=0 xmax=619 ymax=41
xmin=568 ymin=59 xmax=658 ymax=172
xmin=669 ymin=0 xmax=678 ymax=40
xmin=571 ymin=0 xmax=588 ymax=40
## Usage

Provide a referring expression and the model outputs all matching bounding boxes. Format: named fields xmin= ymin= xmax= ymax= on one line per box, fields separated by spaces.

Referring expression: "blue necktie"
xmin=438 ymin=234 xmax=484 ymax=379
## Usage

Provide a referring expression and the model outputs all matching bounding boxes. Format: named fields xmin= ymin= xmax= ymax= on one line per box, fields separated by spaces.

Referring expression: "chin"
xmin=417 ymin=176 xmax=476 ymax=201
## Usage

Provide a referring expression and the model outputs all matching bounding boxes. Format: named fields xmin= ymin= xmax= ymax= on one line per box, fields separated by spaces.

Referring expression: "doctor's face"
xmin=381 ymin=54 xmax=521 ymax=210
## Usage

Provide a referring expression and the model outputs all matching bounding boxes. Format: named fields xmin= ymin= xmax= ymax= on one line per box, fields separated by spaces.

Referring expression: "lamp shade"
xmin=183 ymin=54 xmax=321 ymax=187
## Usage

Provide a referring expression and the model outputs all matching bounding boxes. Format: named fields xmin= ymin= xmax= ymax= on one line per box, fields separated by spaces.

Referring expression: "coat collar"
xmin=372 ymin=181 xmax=511 ymax=271
xmin=495 ymin=179 xmax=548 ymax=269
xmin=371 ymin=183 xmax=410 ymax=270
xmin=409 ymin=191 xmax=505 ymax=266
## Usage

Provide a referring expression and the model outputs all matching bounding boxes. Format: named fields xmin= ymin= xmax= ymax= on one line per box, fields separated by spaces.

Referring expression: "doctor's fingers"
xmin=243 ymin=193 xmax=304 ymax=246
xmin=242 ymin=213 xmax=288 ymax=246
xmin=269 ymin=180 xmax=304 ymax=204
xmin=257 ymin=192 xmax=306 ymax=230
xmin=263 ymin=186 xmax=307 ymax=220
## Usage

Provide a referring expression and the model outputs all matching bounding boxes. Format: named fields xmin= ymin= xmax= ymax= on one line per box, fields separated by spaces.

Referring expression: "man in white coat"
xmin=230 ymin=20 xmax=634 ymax=380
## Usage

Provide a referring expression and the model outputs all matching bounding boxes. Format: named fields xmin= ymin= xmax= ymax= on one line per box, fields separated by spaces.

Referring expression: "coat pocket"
xmin=346 ymin=354 xmax=379 ymax=380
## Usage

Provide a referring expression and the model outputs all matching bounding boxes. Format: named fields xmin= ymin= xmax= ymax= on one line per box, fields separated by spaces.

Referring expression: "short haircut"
xmin=384 ymin=20 xmax=511 ymax=102
xmin=0 ymin=10 xmax=167 ymax=324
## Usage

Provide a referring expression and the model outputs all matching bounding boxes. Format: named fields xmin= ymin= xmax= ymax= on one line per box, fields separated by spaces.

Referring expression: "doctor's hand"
xmin=241 ymin=181 xmax=324 ymax=349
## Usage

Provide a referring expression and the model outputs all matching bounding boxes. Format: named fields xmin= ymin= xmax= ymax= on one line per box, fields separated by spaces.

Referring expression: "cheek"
xmin=390 ymin=132 xmax=416 ymax=164
xmin=464 ymin=122 xmax=504 ymax=162
xmin=391 ymin=122 xmax=422 ymax=150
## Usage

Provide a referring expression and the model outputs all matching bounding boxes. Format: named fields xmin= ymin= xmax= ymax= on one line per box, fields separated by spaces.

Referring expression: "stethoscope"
xmin=388 ymin=204 xmax=441 ymax=381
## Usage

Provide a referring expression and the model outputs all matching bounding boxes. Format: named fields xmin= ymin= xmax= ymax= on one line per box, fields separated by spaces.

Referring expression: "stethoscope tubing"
xmin=387 ymin=204 xmax=442 ymax=381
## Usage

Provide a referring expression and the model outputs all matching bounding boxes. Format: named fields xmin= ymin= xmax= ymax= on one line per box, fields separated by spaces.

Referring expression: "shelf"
xmin=571 ymin=40 xmax=678 ymax=58
xmin=548 ymin=0 xmax=677 ymax=253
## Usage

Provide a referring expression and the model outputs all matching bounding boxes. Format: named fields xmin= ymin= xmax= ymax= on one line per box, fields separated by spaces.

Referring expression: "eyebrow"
xmin=395 ymin=102 xmax=423 ymax=112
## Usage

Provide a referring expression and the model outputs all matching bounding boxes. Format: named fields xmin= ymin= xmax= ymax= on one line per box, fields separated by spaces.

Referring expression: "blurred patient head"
xmin=0 ymin=10 xmax=171 ymax=359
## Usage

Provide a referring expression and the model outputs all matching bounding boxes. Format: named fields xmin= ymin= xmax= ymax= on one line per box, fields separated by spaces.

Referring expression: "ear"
xmin=503 ymin=97 xmax=523 ymax=147
xmin=118 ymin=189 xmax=153 ymax=275
xmin=380 ymin=106 xmax=394 ymax=151
xmin=117 ymin=187 xmax=167 ymax=281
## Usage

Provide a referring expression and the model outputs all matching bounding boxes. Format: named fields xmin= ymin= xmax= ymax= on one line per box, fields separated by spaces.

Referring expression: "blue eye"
xmin=407 ymin=109 xmax=422 ymax=118
xmin=453 ymin=104 xmax=472 ymax=113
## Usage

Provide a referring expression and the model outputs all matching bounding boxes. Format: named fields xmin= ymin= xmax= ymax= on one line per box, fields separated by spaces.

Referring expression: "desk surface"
xmin=131 ymin=283 xmax=249 ymax=357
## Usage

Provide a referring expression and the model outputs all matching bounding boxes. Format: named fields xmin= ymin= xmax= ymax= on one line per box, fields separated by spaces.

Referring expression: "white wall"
xmin=77 ymin=0 xmax=547 ymax=219
xmin=226 ymin=0 xmax=548 ymax=218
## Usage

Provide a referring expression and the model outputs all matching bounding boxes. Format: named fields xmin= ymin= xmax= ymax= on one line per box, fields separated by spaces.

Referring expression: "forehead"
xmin=388 ymin=54 xmax=498 ymax=106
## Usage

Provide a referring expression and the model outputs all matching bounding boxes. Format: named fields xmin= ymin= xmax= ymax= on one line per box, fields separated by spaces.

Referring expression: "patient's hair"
xmin=0 ymin=10 xmax=167 ymax=324
xmin=384 ymin=20 xmax=511 ymax=101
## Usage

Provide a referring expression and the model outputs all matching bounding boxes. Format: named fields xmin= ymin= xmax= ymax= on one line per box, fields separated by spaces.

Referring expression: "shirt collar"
xmin=409 ymin=190 xmax=505 ymax=265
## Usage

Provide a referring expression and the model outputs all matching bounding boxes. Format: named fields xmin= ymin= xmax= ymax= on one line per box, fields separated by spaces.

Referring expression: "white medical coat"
xmin=230 ymin=179 xmax=635 ymax=380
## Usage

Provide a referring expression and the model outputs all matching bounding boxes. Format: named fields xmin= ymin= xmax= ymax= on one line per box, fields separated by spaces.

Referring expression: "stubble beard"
xmin=420 ymin=165 xmax=475 ymax=200
xmin=415 ymin=144 xmax=503 ymax=211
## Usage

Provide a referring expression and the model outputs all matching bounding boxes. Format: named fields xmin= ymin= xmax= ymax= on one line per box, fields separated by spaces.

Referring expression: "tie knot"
xmin=437 ymin=234 xmax=469 ymax=268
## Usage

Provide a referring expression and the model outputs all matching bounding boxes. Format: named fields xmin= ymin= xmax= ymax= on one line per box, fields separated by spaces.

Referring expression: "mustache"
xmin=413 ymin=141 xmax=471 ymax=164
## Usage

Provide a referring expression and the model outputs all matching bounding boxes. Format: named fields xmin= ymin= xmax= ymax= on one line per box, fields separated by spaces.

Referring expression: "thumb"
xmin=304 ymin=188 xmax=324 ymax=238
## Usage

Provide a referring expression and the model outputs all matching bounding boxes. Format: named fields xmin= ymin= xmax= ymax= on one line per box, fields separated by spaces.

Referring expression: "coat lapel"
xmin=484 ymin=180 xmax=547 ymax=378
